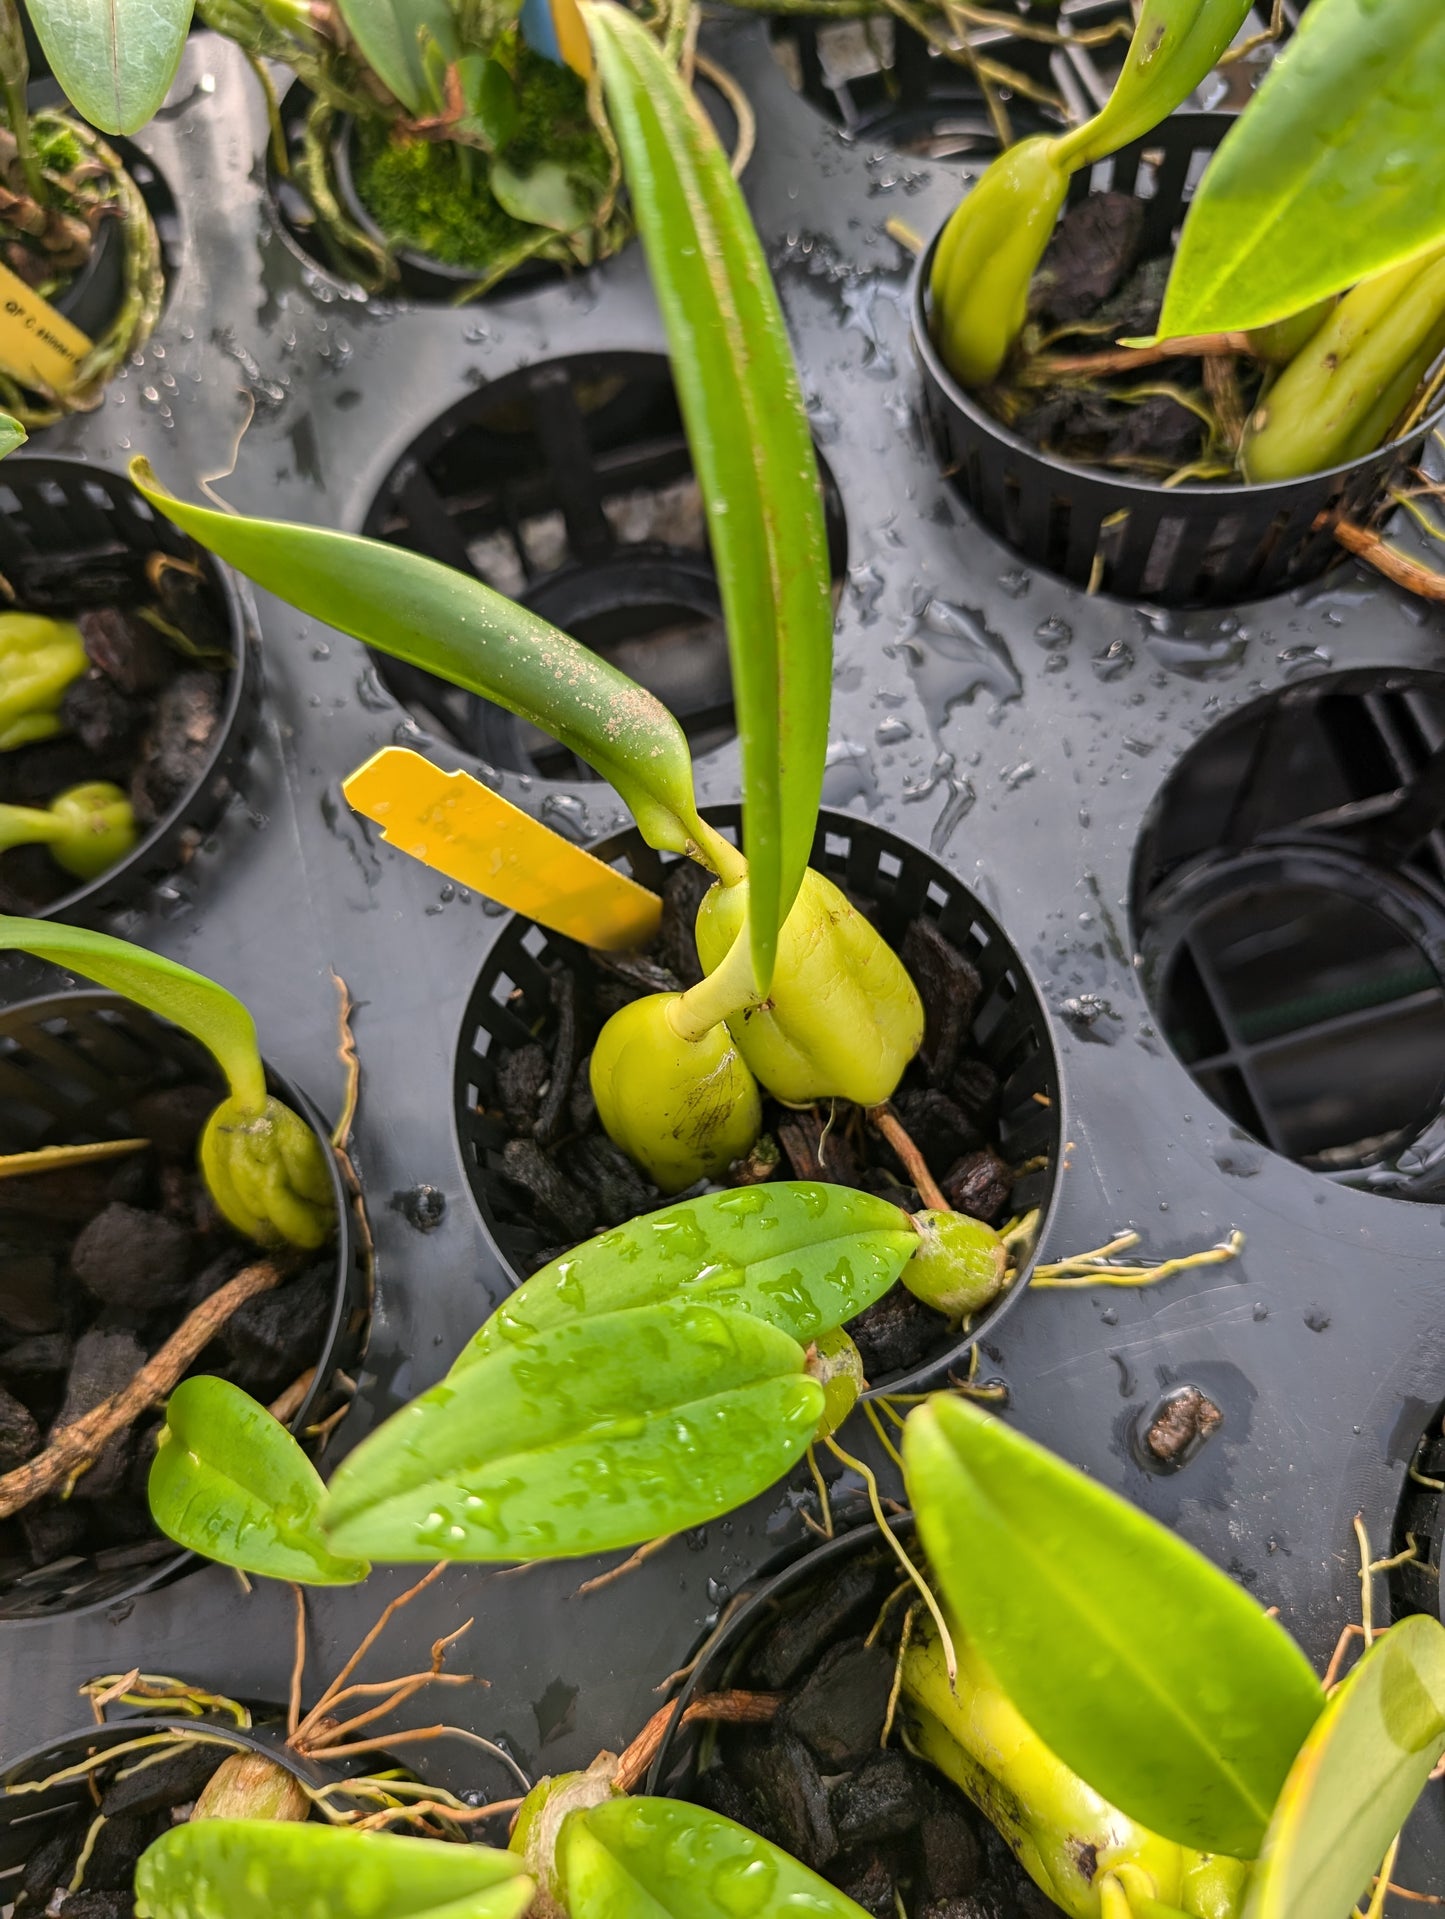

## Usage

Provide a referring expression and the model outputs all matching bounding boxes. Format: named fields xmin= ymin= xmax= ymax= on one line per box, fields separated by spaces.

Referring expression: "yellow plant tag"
xmin=0 ymin=264 xmax=93 ymax=394
xmin=343 ymin=747 xmax=662 ymax=951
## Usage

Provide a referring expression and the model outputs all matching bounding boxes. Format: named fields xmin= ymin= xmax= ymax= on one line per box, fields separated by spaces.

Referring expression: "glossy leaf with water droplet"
xmin=905 ymin=1394 xmax=1323 ymax=1858
xmin=559 ymin=1796 xmax=873 ymax=1919
xmin=1161 ymin=0 xmax=1445 ymax=336
xmin=455 ymin=1182 xmax=917 ymax=1369
xmin=149 ymin=1377 xmax=370 ymax=1586
xmin=1243 ymin=1614 xmax=1445 ymax=1919
xmin=134 ymin=1818 xmax=532 ymax=1919
xmin=322 ymin=1301 xmax=824 ymax=1562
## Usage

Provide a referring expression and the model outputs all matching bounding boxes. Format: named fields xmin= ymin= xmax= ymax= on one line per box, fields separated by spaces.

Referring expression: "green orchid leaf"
xmin=321 ymin=1301 xmax=824 ymax=1562
xmin=1161 ymin=0 xmax=1445 ymax=336
xmin=128 ymin=460 xmax=705 ymax=857
xmin=335 ymin=0 xmax=456 ymax=113
xmin=461 ymin=54 xmax=517 ymax=149
xmin=0 ymin=414 xmax=25 ymax=460
xmin=135 ymin=1818 xmax=533 ymax=1919
xmin=586 ymin=2 xmax=833 ymax=993
xmin=456 ymin=1181 xmax=918 ymax=1369
xmin=904 ymin=1395 xmax=1324 ymax=1859
xmin=559 ymin=1797 xmax=873 ymax=1919
xmin=1060 ymin=0 xmax=1253 ymax=168
xmin=27 ymin=0 xmax=193 ymax=133
xmin=0 ymin=915 xmax=267 ymax=1112
xmin=1243 ymin=1614 xmax=1445 ymax=1919
xmin=490 ymin=155 xmax=592 ymax=233
xmin=149 ymin=1377 xmax=370 ymax=1585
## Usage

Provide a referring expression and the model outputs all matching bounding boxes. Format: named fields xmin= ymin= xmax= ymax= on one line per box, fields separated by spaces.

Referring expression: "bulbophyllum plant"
xmin=145 ymin=1180 xmax=1002 ymax=1574
xmin=198 ymin=0 xmax=728 ymax=294
xmin=0 ymin=1 xmax=171 ymax=421
xmin=894 ymin=1395 xmax=1445 ymax=1918
xmin=926 ymin=0 xmax=1445 ymax=567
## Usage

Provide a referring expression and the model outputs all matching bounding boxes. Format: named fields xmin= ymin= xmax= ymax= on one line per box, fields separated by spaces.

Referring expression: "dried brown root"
xmin=613 ymin=1691 xmax=784 ymax=1793
xmin=1334 ymin=518 xmax=1445 ymax=600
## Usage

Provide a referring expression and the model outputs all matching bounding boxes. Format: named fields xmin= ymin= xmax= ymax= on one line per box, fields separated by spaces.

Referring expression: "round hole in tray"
xmin=1131 ymin=670 xmax=1445 ymax=1198
xmin=452 ymin=807 xmax=1062 ymax=1397
xmin=361 ymin=354 xmax=848 ymax=779
xmin=767 ymin=0 xmax=1295 ymax=159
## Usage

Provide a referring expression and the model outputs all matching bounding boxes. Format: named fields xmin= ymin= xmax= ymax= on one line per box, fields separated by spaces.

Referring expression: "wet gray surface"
xmin=1 ymin=17 xmax=1442 ymax=1898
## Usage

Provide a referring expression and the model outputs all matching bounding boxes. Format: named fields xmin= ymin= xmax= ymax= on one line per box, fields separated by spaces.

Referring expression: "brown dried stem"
xmin=867 ymin=1105 xmax=949 ymax=1213
xmin=613 ymin=1691 xmax=784 ymax=1793
xmin=0 ymin=1257 xmax=287 ymax=1520
xmin=1024 ymin=333 xmax=1257 ymax=382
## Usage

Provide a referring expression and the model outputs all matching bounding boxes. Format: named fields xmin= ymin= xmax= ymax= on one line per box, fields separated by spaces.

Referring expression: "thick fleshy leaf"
xmin=322 ymin=1301 xmax=823 ymax=1562
xmin=587 ymin=3 xmax=833 ymax=992
xmin=559 ymin=1797 xmax=873 ymax=1919
xmin=1059 ymin=0 xmax=1253 ymax=167
xmin=904 ymin=1396 xmax=1324 ymax=1859
xmin=129 ymin=460 xmax=704 ymax=858
xmin=1161 ymin=0 xmax=1445 ymax=336
xmin=1244 ymin=1615 xmax=1445 ymax=1919
xmin=27 ymin=0 xmax=192 ymax=133
xmin=0 ymin=415 xmax=25 ymax=460
xmin=0 ymin=915 xmax=267 ymax=1111
xmin=335 ymin=0 xmax=455 ymax=114
xmin=455 ymin=1182 xmax=917 ymax=1369
xmin=135 ymin=1819 xmax=532 ymax=1919
xmin=149 ymin=1377 xmax=369 ymax=1585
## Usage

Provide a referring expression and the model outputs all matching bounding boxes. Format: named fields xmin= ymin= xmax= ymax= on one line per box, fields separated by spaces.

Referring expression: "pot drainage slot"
xmin=1392 ymin=1401 xmax=1445 ymax=1627
xmin=1132 ymin=671 xmax=1445 ymax=1198
xmin=768 ymin=1 xmax=1294 ymax=158
xmin=362 ymin=352 xmax=847 ymax=780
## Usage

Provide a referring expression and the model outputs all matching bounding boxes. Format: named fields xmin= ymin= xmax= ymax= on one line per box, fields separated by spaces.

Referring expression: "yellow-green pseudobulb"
xmin=200 ymin=1095 xmax=337 ymax=1250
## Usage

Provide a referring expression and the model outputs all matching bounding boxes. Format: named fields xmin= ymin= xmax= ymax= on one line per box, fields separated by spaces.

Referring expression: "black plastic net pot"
xmin=453 ymin=807 xmax=1063 ymax=1397
xmin=913 ymin=111 xmax=1445 ymax=609
xmin=0 ymin=457 xmax=259 ymax=922
xmin=0 ymin=990 xmax=369 ymax=1621
xmin=643 ymin=1516 xmax=1051 ymax=1915
xmin=1391 ymin=1401 xmax=1445 ymax=1626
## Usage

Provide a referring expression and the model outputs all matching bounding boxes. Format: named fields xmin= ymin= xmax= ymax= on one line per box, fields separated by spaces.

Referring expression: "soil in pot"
xmin=669 ymin=1533 xmax=1055 ymax=1918
xmin=0 ymin=566 xmax=234 ymax=913
xmin=473 ymin=850 xmax=1045 ymax=1390
xmin=0 ymin=1037 xmax=343 ymax=1615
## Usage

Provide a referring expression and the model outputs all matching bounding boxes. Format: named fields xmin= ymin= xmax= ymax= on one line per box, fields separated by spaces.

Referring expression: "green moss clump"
xmin=350 ymin=48 xmax=613 ymax=274
xmin=33 ymin=119 xmax=85 ymax=177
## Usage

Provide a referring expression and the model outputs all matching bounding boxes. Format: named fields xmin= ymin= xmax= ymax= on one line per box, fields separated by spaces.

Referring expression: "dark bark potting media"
xmin=0 ymin=1081 xmax=335 ymax=1610
xmin=980 ymin=193 xmax=1262 ymax=481
xmin=0 ymin=565 xmax=232 ymax=910
xmin=680 ymin=1539 xmax=1051 ymax=1919
xmin=486 ymin=862 xmax=1020 ymax=1384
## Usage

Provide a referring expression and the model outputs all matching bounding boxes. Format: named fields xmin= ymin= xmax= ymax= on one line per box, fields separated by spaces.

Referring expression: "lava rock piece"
xmin=0 ymin=1331 xmax=73 ymax=1378
xmin=20 ymin=1501 xmax=87 ymax=1565
xmin=827 ymin=1845 xmax=898 ymax=1918
xmin=849 ymin=1284 xmax=948 ymax=1380
xmin=890 ymin=1089 xmax=982 ymax=1185
xmin=99 ymin=1740 xmax=223 ymax=1817
xmin=221 ymin=1259 xmax=332 ymax=1392
xmin=921 ymin=1899 xmax=1010 ymax=1919
xmin=0 ymin=1251 xmax=64 ymax=1332
xmin=79 ymin=605 xmax=175 ymax=693
xmin=942 ymin=1150 xmax=1014 ymax=1226
xmin=1145 ymin=1386 xmax=1224 ymax=1463
xmin=500 ymin=1138 xmax=598 ymax=1241
xmin=1107 ymin=393 xmax=1204 ymax=467
xmin=58 ymin=1895 xmax=133 ymax=1919
xmin=901 ymin=921 xmax=982 ymax=1088
xmin=16 ymin=1807 xmax=90 ymax=1909
xmin=130 ymin=1083 xmax=217 ymax=1158
xmin=0 ymin=1165 xmax=115 ymax=1225
xmin=735 ymin=1730 xmax=837 ymax=1871
xmin=535 ymin=968 xmax=583 ymax=1146
xmin=1095 ymin=255 xmax=1170 ymax=339
xmin=1032 ymin=192 xmax=1146 ymax=326
xmin=497 ymin=1042 xmax=550 ymax=1136
xmin=919 ymin=1793 xmax=984 ymax=1901
xmin=71 ymin=1203 xmax=192 ymax=1311
xmin=658 ymin=858 xmax=709 ymax=988
xmin=77 ymin=1808 xmax=166 ymax=1890
xmin=948 ymin=1059 xmax=1001 ymax=1133
xmin=0 ymin=1380 xmax=38 ymax=1467
xmin=750 ymin=1554 xmax=894 ymax=1689
xmin=778 ymin=1108 xmax=861 ymax=1187
xmin=130 ymin=671 xmax=221 ymax=824
xmin=832 ymin=1749 xmax=934 ymax=1845
xmin=62 ymin=671 xmax=146 ymax=755
xmin=780 ymin=1639 xmax=895 ymax=1769
xmin=50 ymin=1326 xmax=146 ymax=1502
xmin=694 ymin=1763 xmax=763 ymax=1832
xmin=0 ymin=734 xmax=115 ymax=807
xmin=589 ymin=947 xmax=680 ymax=997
